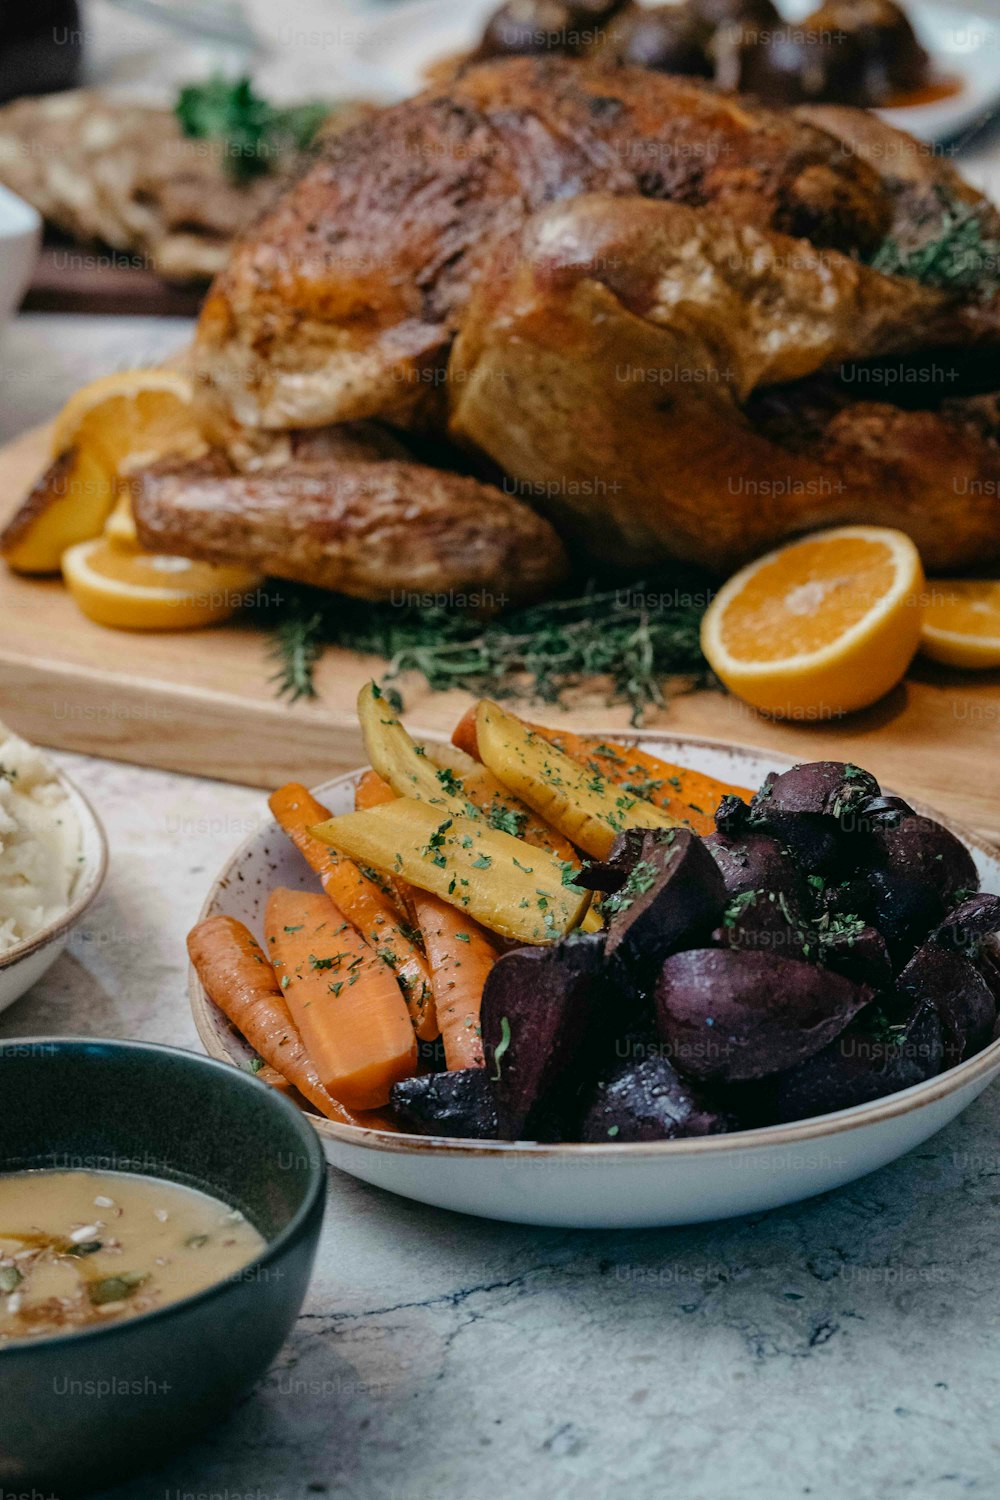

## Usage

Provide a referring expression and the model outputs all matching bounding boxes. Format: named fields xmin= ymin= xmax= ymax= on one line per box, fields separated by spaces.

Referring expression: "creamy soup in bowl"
xmin=0 ymin=1169 xmax=266 ymax=1343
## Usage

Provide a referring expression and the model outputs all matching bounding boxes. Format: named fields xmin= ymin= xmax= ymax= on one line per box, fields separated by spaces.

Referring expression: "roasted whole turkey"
xmin=136 ymin=57 xmax=1000 ymax=594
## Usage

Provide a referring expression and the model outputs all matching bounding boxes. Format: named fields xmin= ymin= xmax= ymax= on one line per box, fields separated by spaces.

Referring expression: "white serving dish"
xmin=189 ymin=735 xmax=1000 ymax=1229
xmin=347 ymin=0 xmax=1000 ymax=144
xmin=0 ymin=769 xmax=108 ymax=1016
xmin=0 ymin=184 xmax=41 ymax=325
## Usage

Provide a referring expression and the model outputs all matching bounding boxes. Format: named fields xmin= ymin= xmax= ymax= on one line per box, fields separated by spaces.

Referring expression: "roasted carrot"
xmin=264 ymin=889 xmax=417 ymax=1110
xmin=453 ymin=708 xmax=749 ymax=837
xmin=269 ymin=783 xmax=436 ymax=1040
xmin=356 ymin=768 xmax=500 ymax=1062
xmin=451 ymin=705 xmax=479 ymax=760
xmin=355 ymin=768 xmax=395 ymax=811
xmin=254 ymin=1061 xmax=294 ymax=1094
xmin=187 ymin=915 xmax=366 ymax=1126
xmin=415 ymin=895 xmax=497 ymax=1069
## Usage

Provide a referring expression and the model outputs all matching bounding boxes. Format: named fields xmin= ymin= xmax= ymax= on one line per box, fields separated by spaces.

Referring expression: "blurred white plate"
xmin=347 ymin=0 xmax=1000 ymax=143
xmin=190 ymin=736 xmax=1000 ymax=1229
xmin=0 ymin=185 xmax=41 ymax=326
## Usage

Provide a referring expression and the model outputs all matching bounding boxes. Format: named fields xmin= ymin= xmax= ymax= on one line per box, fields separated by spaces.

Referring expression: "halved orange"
xmin=62 ymin=537 xmax=261 ymax=632
xmin=701 ymin=526 xmax=925 ymax=717
xmin=50 ymin=369 xmax=203 ymax=473
xmin=3 ymin=369 xmax=205 ymax=574
xmin=920 ymin=580 xmax=1000 ymax=669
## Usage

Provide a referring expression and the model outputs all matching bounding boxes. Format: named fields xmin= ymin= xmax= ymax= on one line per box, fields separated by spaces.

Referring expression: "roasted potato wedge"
xmin=311 ymin=798 xmax=592 ymax=944
xmin=475 ymin=700 xmax=682 ymax=859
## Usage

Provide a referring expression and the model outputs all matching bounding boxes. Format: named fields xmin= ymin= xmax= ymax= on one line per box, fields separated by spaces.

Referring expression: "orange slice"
xmin=920 ymin=580 xmax=1000 ymax=669
xmin=103 ymin=489 xmax=139 ymax=548
xmin=3 ymin=369 xmax=205 ymax=574
xmin=50 ymin=369 xmax=203 ymax=473
xmin=701 ymin=526 xmax=925 ymax=717
xmin=61 ymin=537 xmax=261 ymax=632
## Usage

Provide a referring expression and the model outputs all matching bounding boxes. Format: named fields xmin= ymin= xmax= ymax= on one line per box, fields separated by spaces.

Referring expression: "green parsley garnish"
xmin=175 ymin=75 xmax=331 ymax=184
xmin=490 ymin=1016 xmax=512 ymax=1082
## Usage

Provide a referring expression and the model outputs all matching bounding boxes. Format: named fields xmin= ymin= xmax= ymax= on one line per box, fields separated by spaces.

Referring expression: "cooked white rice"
xmin=0 ymin=724 xmax=81 ymax=955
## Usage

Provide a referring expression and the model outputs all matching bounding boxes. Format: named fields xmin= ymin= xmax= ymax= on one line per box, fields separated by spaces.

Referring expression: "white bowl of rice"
xmin=0 ymin=724 xmax=107 ymax=1016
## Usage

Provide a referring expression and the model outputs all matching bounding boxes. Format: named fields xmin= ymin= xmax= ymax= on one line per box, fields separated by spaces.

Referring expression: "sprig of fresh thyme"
xmin=264 ymin=575 xmax=713 ymax=723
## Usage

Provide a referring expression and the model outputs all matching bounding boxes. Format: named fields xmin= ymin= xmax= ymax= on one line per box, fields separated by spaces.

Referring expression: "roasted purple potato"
xmin=603 ymin=828 xmax=726 ymax=980
xmin=476 ymin=0 xmax=625 ymax=57
xmin=712 ymin=904 xmax=807 ymax=964
xmin=480 ymin=932 xmax=607 ymax=1139
xmin=746 ymin=761 xmax=880 ymax=871
xmin=863 ymin=815 xmax=979 ymax=960
xmin=603 ymin=3 xmax=713 ymax=74
xmin=391 ymin=1069 xmax=498 ymax=1139
xmin=819 ymin=919 xmax=893 ymax=990
xmin=655 ymin=949 xmax=871 ymax=1081
xmin=705 ymin=830 xmax=812 ymax=912
xmin=769 ymin=995 xmax=943 ymax=1124
xmin=931 ymin=893 xmax=1000 ymax=952
xmin=898 ymin=941 xmax=996 ymax=1067
xmin=692 ymin=0 xmax=779 ymax=26
xmin=580 ymin=1052 xmax=734 ymax=1141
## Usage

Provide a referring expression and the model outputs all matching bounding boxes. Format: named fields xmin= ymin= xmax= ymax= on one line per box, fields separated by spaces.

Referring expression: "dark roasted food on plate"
xmin=179 ymin=57 xmax=999 ymax=586
xmin=188 ymin=697 xmax=1000 ymax=1144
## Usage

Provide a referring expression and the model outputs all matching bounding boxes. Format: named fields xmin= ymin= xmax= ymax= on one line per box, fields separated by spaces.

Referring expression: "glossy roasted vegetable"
xmin=480 ymin=933 xmax=607 ymax=1138
xmin=863 ymin=813 xmax=980 ymax=960
xmin=391 ymin=1069 xmax=498 ymax=1139
xmin=655 ymin=949 xmax=871 ymax=1081
xmin=601 ymin=828 xmax=726 ymax=982
xmin=602 ymin=3 xmax=712 ymax=74
xmin=898 ymin=941 xmax=996 ymax=1067
xmin=819 ymin=920 xmax=894 ymax=991
xmin=769 ymin=994 xmax=943 ymax=1124
xmin=747 ymin=761 xmax=880 ymax=871
xmin=704 ymin=830 xmax=812 ymax=910
xmin=358 ymin=682 xmax=465 ymax=815
xmin=311 ymin=798 xmax=591 ymax=944
xmin=580 ymin=1052 xmax=734 ymax=1141
xmin=475 ymin=700 xmax=682 ymax=859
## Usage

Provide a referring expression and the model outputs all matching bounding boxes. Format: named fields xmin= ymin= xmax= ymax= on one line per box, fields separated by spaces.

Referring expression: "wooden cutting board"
xmin=2 ymin=418 xmax=999 ymax=838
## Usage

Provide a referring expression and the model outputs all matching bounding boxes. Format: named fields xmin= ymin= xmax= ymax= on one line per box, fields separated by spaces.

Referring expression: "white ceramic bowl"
xmin=0 ymin=184 xmax=40 ymax=324
xmin=0 ymin=770 xmax=108 ymax=1016
xmin=189 ymin=736 xmax=1000 ymax=1228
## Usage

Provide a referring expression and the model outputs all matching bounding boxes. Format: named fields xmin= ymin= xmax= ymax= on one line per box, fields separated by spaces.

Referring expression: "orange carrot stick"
xmin=269 ymin=783 xmax=436 ymax=1040
xmin=451 ymin=705 xmax=479 ymax=760
xmin=355 ymin=768 xmax=396 ymax=811
xmin=264 ymin=889 xmax=417 ymax=1111
xmin=459 ymin=765 xmax=578 ymax=863
xmin=414 ymin=895 xmax=497 ymax=1069
xmin=355 ymin=768 xmax=498 ymax=1067
xmin=254 ymin=1061 xmax=294 ymax=1094
xmin=188 ymin=915 xmax=369 ymax=1126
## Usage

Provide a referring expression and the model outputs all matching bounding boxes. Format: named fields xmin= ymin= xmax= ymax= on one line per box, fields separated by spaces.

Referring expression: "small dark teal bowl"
xmin=0 ymin=1037 xmax=326 ymax=1495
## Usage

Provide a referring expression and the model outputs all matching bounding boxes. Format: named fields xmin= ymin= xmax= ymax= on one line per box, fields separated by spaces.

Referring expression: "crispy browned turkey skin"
xmin=449 ymin=194 xmax=1000 ymax=571
xmin=194 ymin=56 xmax=896 ymax=433
xmin=180 ymin=56 xmax=1000 ymax=582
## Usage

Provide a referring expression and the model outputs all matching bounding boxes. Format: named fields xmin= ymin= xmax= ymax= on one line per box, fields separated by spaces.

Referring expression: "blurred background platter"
xmin=349 ymin=0 xmax=1000 ymax=142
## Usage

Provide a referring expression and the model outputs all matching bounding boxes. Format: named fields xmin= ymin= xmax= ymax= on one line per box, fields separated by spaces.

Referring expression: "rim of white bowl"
xmin=188 ymin=731 xmax=1000 ymax=1160
xmin=0 ymin=769 xmax=108 ymax=970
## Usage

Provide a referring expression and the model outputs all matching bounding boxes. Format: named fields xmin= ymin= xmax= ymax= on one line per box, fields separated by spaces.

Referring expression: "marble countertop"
xmin=3 ymin=750 xmax=1000 ymax=1500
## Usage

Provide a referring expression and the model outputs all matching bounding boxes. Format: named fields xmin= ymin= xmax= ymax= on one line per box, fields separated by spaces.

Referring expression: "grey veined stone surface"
xmin=4 ymin=753 xmax=997 ymax=1500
